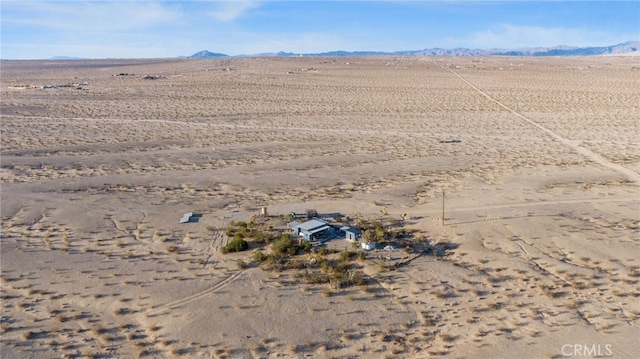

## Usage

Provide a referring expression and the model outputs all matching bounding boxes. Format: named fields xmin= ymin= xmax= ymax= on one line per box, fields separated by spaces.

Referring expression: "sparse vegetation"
xmin=3 ymin=56 xmax=637 ymax=358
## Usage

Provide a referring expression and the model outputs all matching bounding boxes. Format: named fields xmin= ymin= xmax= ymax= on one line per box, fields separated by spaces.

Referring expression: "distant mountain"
xmin=249 ymin=50 xmax=392 ymax=57
xmin=310 ymin=41 xmax=640 ymax=57
xmin=488 ymin=41 xmax=640 ymax=56
xmin=189 ymin=50 xmax=228 ymax=58
xmin=50 ymin=56 xmax=84 ymax=60
xmin=187 ymin=41 xmax=638 ymax=58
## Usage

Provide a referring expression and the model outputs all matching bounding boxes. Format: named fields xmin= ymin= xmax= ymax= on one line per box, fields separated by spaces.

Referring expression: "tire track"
xmin=147 ymin=270 xmax=245 ymax=317
xmin=399 ymin=196 xmax=637 ymax=218
xmin=435 ymin=61 xmax=640 ymax=184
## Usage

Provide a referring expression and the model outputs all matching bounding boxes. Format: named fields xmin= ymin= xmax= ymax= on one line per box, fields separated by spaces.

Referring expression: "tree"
xmin=222 ymin=238 xmax=249 ymax=253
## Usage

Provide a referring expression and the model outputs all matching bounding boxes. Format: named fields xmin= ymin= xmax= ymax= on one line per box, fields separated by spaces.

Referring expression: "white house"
xmin=288 ymin=219 xmax=331 ymax=241
xmin=340 ymin=226 xmax=362 ymax=241
xmin=361 ymin=241 xmax=376 ymax=250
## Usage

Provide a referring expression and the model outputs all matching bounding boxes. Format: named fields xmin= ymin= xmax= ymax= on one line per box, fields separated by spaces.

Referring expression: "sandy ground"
xmin=1 ymin=56 xmax=639 ymax=358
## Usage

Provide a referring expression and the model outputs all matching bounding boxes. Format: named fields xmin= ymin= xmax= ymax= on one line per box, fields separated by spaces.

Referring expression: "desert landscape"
xmin=1 ymin=55 xmax=639 ymax=358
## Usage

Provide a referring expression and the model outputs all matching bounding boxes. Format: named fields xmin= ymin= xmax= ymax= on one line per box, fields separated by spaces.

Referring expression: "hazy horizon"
xmin=2 ymin=0 xmax=639 ymax=60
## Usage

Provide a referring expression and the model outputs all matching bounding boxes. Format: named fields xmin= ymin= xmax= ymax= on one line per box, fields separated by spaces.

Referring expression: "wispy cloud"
xmin=226 ymin=31 xmax=346 ymax=54
xmin=2 ymin=1 xmax=181 ymax=31
xmin=466 ymin=24 xmax=632 ymax=49
xmin=207 ymin=0 xmax=262 ymax=22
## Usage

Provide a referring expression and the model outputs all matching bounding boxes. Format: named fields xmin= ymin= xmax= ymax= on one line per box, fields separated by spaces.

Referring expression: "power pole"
xmin=442 ymin=190 xmax=445 ymax=226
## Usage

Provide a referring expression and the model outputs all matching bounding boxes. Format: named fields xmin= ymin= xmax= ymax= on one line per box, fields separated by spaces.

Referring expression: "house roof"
xmin=294 ymin=219 xmax=329 ymax=232
xmin=304 ymin=225 xmax=330 ymax=235
xmin=340 ymin=226 xmax=361 ymax=234
xmin=179 ymin=212 xmax=193 ymax=223
xmin=287 ymin=221 xmax=301 ymax=228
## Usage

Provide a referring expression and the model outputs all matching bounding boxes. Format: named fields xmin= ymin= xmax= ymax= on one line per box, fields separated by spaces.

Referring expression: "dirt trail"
xmin=437 ymin=62 xmax=640 ymax=185
xmin=146 ymin=270 xmax=245 ymax=317
xmin=390 ymin=196 xmax=637 ymax=219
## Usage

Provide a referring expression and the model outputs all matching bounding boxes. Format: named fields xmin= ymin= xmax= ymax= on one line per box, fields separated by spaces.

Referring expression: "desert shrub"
xmin=286 ymin=245 xmax=299 ymax=256
xmin=251 ymin=230 xmax=270 ymax=243
xmin=166 ymin=245 xmax=180 ymax=253
xmin=113 ymin=307 xmax=129 ymax=316
xmin=335 ymin=260 xmax=352 ymax=273
xmin=339 ymin=251 xmax=357 ymax=262
xmin=440 ymin=334 xmax=458 ymax=343
xmin=302 ymin=242 xmax=313 ymax=253
xmin=252 ymin=250 xmax=267 ymax=263
xmin=236 ymin=259 xmax=249 ymax=269
xmin=261 ymin=254 xmax=278 ymax=271
xmin=349 ymin=271 xmax=366 ymax=286
xmin=318 ymin=258 xmax=331 ymax=272
xmin=306 ymin=273 xmax=330 ymax=284
xmin=289 ymin=259 xmax=306 ymax=270
xmin=271 ymin=234 xmax=294 ymax=254
xmin=222 ymin=238 xmax=249 ymax=253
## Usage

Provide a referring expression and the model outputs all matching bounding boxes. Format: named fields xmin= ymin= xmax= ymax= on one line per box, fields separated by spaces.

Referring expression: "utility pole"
xmin=442 ymin=190 xmax=445 ymax=226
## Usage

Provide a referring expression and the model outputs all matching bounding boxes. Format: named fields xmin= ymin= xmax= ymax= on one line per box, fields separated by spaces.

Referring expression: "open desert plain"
xmin=1 ymin=55 xmax=639 ymax=358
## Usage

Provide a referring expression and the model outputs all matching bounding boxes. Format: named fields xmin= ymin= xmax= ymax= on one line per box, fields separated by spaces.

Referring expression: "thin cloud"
xmin=466 ymin=24 xmax=632 ymax=49
xmin=208 ymin=1 xmax=262 ymax=22
xmin=2 ymin=1 xmax=181 ymax=31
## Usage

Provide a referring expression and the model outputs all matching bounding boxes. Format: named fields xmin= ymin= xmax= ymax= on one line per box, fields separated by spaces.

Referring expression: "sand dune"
xmin=1 ymin=56 xmax=639 ymax=358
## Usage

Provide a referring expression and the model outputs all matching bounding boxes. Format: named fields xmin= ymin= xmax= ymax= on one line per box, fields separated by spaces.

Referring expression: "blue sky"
xmin=1 ymin=1 xmax=638 ymax=59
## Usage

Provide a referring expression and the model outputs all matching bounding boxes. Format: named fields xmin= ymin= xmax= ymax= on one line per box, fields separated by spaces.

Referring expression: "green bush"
xmin=252 ymin=250 xmax=267 ymax=263
xmin=340 ymin=251 xmax=357 ymax=262
xmin=236 ymin=259 xmax=249 ymax=269
xmin=349 ymin=271 xmax=367 ymax=286
xmin=271 ymin=234 xmax=294 ymax=254
xmin=222 ymin=238 xmax=249 ymax=253
xmin=319 ymin=258 xmax=331 ymax=272
xmin=252 ymin=230 xmax=270 ymax=244
xmin=335 ymin=260 xmax=352 ymax=273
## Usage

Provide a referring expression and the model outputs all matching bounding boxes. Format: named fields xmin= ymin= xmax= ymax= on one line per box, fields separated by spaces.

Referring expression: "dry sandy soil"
xmin=1 ymin=55 xmax=639 ymax=358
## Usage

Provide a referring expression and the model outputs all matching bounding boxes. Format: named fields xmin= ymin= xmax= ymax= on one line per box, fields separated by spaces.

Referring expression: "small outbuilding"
xmin=340 ymin=226 xmax=362 ymax=241
xmin=179 ymin=212 xmax=193 ymax=223
xmin=179 ymin=212 xmax=202 ymax=223
xmin=361 ymin=241 xmax=376 ymax=250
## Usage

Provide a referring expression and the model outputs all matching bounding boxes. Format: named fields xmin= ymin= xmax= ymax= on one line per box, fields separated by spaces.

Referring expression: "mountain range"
xmin=188 ymin=41 xmax=639 ymax=58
